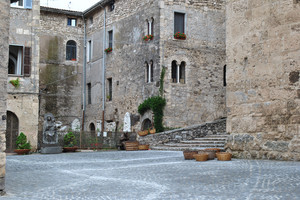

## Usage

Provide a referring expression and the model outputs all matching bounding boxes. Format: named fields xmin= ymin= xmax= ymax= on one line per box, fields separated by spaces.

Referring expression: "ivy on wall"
xmin=138 ymin=96 xmax=166 ymax=132
xmin=159 ymin=66 xmax=166 ymax=97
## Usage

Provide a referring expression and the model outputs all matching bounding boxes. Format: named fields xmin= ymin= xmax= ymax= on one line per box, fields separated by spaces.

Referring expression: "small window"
xmin=67 ymin=18 xmax=77 ymax=26
xmin=11 ymin=0 xmax=24 ymax=7
xmin=171 ymin=60 xmax=177 ymax=83
xmin=147 ymin=18 xmax=154 ymax=36
xmin=108 ymin=30 xmax=113 ymax=49
xmin=8 ymin=45 xmax=31 ymax=76
xmin=87 ymin=40 xmax=92 ymax=62
xmin=107 ymin=78 xmax=112 ymax=101
xmin=109 ymin=1 xmax=115 ymax=11
xmin=150 ymin=60 xmax=154 ymax=82
xmin=89 ymin=17 xmax=93 ymax=24
xmin=179 ymin=61 xmax=185 ymax=84
xmin=87 ymin=83 xmax=91 ymax=104
xmin=66 ymin=40 xmax=76 ymax=61
xmin=145 ymin=62 xmax=149 ymax=83
xmin=223 ymin=65 xmax=227 ymax=87
xmin=174 ymin=12 xmax=185 ymax=34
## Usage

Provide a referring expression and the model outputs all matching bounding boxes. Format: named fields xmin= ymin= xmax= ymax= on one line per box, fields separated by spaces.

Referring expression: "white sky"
xmin=40 ymin=0 xmax=101 ymax=11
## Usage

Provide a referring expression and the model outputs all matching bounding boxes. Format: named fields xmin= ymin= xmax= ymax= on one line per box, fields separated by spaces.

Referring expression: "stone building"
xmin=0 ymin=0 xmax=10 ymax=194
xmin=83 ymin=0 xmax=226 ymax=133
xmin=38 ymin=7 xmax=84 ymax=135
xmin=226 ymin=0 xmax=300 ymax=160
xmin=7 ymin=0 xmax=40 ymax=151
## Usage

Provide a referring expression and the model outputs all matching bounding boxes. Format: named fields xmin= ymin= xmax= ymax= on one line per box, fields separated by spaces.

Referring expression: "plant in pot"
xmin=63 ymin=131 xmax=78 ymax=152
xmin=14 ymin=132 xmax=31 ymax=155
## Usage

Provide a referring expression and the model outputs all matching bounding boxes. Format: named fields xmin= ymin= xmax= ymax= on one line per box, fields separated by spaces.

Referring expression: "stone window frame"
xmin=171 ymin=60 xmax=186 ymax=84
xmin=145 ymin=60 xmax=154 ymax=83
xmin=66 ymin=40 xmax=77 ymax=61
xmin=173 ymin=11 xmax=187 ymax=35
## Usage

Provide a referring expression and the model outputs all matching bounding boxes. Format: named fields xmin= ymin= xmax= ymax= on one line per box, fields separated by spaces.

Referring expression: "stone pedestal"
xmin=41 ymin=146 xmax=62 ymax=154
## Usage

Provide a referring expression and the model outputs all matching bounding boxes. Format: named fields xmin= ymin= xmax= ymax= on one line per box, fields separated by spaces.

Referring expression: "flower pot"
xmin=14 ymin=149 xmax=30 ymax=155
xmin=149 ymin=128 xmax=156 ymax=134
xmin=63 ymin=147 xmax=78 ymax=152
xmin=125 ymin=141 xmax=139 ymax=151
xmin=216 ymin=152 xmax=232 ymax=161
xmin=138 ymin=144 xmax=149 ymax=150
xmin=194 ymin=153 xmax=209 ymax=162
xmin=183 ymin=150 xmax=198 ymax=160
xmin=138 ymin=130 xmax=148 ymax=136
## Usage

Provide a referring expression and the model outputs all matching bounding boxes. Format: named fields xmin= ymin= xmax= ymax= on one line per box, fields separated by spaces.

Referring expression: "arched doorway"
xmin=6 ymin=111 xmax=19 ymax=153
xmin=142 ymin=118 xmax=152 ymax=131
xmin=89 ymin=123 xmax=96 ymax=138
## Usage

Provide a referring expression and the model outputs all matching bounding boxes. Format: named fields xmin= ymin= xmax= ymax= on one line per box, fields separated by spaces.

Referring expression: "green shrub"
xmin=64 ymin=131 xmax=77 ymax=147
xmin=16 ymin=132 xmax=31 ymax=149
xmin=138 ymin=96 xmax=166 ymax=132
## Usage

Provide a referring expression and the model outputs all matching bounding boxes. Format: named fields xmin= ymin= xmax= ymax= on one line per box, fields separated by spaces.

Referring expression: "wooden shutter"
xmin=25 ymin=0 xmax=32 ymax=9
xmin=24 ymin=47 xmax=31 ymax=77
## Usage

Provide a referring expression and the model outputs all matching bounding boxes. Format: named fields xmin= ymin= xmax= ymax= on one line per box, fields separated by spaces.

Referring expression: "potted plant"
xmin=104 ymin=47 xmax=112 ymax=53
xmin=143 ymin=34 xmax=154 ymax=41
xmin=174 ymin=32 xmax=186 ymax=40
xmin=9 ymin=78 xmax=20 ymax=88
xmin=14 ymin=132 xmax=31 ymax=155
xmin=63 ymin=131 xmax=78 ymax=152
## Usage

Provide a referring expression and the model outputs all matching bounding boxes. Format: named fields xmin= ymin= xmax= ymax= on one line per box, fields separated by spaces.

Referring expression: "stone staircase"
xmin=150 ymin=134 xmax=229 ymax=151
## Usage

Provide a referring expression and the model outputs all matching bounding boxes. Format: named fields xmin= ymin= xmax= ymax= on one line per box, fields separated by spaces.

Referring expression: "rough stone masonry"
xmin=0 ymin=0 xmax=9 ymax=195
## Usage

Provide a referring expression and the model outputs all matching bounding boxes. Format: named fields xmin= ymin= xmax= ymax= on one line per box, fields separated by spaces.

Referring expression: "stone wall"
xmin=0 ymin=0 xmax=9 ymax=194
xmin=226 ymin=0 xmax=300 ymax=160
xmin=84 ymin=0 xmax=226 ymax=132
xmin=39 ymin=7 xmax=84 ymax=135
xmin=138 ymin=118 xmax=226 ymax=146
xmin=8 ymin=0 xmax=40 ymax=151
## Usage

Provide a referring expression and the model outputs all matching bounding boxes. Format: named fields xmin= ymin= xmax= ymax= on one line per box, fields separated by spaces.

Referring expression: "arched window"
xmin=223 ymin=65 xmax=227 ymax=87
xmin=150 ymin=17 xmax=154 ymax=35
xmin=179 ymin=61 xmax=186 ymax=84
xmin=145 ymin=61 xmax=149 ymax=83
xmin=171 ymin=60 xmax=177 ymax=83
xmin=66 ymin=40 xmax=77 ymax=61
xmin=150 ymin=60 xmax=154 ymax=82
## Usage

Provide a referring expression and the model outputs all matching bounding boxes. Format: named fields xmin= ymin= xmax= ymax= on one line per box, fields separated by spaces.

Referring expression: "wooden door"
xmin=6 ymin=111 xmax=19 ymax=153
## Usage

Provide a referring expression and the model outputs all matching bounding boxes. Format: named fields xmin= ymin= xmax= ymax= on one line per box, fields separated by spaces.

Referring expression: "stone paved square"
xmin=2 ymin=151 xmax=300 ymax=200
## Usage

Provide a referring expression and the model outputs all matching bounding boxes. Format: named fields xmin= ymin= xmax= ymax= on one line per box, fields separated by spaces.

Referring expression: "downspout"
xmin=102 ymin=8 xmax=106 ymax=133
xmin=82 ymin=16 xmax=87 ymax=132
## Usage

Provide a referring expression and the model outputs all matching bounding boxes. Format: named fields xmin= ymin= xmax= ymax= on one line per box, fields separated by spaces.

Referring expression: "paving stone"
xmin=2 ymin=151 xmax=300 ymax=200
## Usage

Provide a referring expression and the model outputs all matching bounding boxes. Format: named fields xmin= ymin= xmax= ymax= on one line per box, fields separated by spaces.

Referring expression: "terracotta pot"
xmin=63 ymin=147 xmax=78 ymax=152
xmin=194 ymin=153 xmax=209 ymax=162
xmin=183 ymin=150 xmax=198 ymax=160
xmin=199 ymin=150 xmax=216 ymax=160
xmin=14 ymin=149 xmax=30 ymax=155
xmin=216 ymin=152 xmax=232 ymax=161
xmin=138 ymin=144 xmax=149 ymax=150
xmin=138 ymin=130 xmax=148 ymax=136
xmin=149 ymin=129 xmax=156 ymax=134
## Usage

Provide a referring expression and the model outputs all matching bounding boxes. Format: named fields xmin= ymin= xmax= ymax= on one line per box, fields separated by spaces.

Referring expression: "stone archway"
xmin=6 ymin=111 xmax=19 ymax=153
xmin=89 ymin=123 xmax=96 ymax=138
xmin=142 ymin=118 xmax=152 ymax=131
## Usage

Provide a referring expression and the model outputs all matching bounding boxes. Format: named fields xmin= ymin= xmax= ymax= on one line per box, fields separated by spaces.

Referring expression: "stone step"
xmin=191 ymin=138 xmax=227 ymax=142
xmin=181 ymin=140 xmax=225 ymax=144
xmin=150 ymin=146 xmax=225 ymax=151
xmin=163 ymin=143 xmax=225 ymax=148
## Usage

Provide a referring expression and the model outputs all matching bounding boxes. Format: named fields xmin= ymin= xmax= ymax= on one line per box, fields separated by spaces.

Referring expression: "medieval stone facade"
xmin=226 ymin=0 xmax=300 ymax=160
xmin=8 ymin=0 xmax=40 ymax=151
xmin=0 ymin=0 xmax=10 ymax=194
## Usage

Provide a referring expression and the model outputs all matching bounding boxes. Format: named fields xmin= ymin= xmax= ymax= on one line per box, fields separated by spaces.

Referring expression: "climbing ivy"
xmin=159 ymin=66 xmax=166 ymax=97
xmin=138 ymin=96 xmax=166 ymax=132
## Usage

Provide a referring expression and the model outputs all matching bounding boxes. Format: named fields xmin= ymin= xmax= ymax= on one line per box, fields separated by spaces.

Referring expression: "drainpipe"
xmin=102 ymin=8 xmax=106 ymax=133
xmin=82 ymin=16 xmax=87 ymax=131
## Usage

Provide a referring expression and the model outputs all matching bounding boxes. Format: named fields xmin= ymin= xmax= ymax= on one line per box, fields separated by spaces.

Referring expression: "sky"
xmin=40 ymin=0 xmax=101 ymax=11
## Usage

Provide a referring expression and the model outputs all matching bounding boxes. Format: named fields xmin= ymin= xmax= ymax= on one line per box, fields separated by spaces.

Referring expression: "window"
xmin=146 ymin=18 xmax=154 ymax=36
xmin=179 ymin=61 xmax=185 ymax=84
xmin=145 ymin=61 xmax=154 ymax=83
xmin=107 ymin=78 xmax=112 ymax=101
xmin=174 ymin=12 xmax=185 ymax=34
xmin=11 ymin=0 xmax=32 ymax=8
xmin=87 ymin=83 xmax=91 ymax=104
xmin=171 ymin=60 xmax=185 ymax=84
xmin=171 ymin=60 xmax=177 ymax=83
xmin=108 ymin=30 xmax=113 ymax=49
xmin=89 ymin=17 xmax=93 ymax=24
xmin=223 ymin=65 xmax=227 ymax=87
xmin=8 ymin=45 xmax=31 ymax=76
xmin=87 ymin=40 xmax=92 ymax=62
xmin=66 ymin=40 xmax=77 ymax=61
xmin=109 ymin=0 xmax=115 ymax=11
xmin=67 ymin=18 xmax=77 ymax=26
xmin=11 ymin=0 xmax=23 ymax=7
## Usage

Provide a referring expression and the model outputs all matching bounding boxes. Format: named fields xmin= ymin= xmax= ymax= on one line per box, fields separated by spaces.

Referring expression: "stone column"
xmin=0 ymin=0 xmax=9 ymax=195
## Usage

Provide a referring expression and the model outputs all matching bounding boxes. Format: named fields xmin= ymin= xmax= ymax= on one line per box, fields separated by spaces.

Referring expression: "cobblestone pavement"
xmin=2 ymin=151 xmax=300 ymax=200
